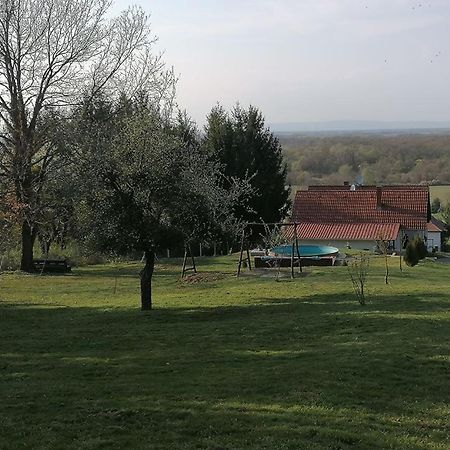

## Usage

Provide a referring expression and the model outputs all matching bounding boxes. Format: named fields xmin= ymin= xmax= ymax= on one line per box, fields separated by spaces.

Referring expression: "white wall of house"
xmin=397 ymin=229 xmax=426 ymax=252
xmin=426 ymin=232 xmax=441 ymax=252
xmin=301 ymin=229 xmax=427 ymax=253
xmin=300 ymin=239 xmax=377 ymax=251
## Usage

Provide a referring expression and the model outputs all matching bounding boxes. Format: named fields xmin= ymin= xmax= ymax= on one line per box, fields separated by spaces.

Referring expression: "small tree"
xmin=404 ymin=241 xmax=419 ymax=267
xmin=347 ymin=254 xmax=370 ymax=305
xmin=260 ymin=222 xmax=289 ymax=280
xmin=76 ymin=97 xmax=247 ymax=310
xmin=413 ymin=236 xmax=428 ymax=260
xmin=376 ymin=233 xmax=390 ymax=284
xmin=431 ymin=197 xmax=441 ymax=214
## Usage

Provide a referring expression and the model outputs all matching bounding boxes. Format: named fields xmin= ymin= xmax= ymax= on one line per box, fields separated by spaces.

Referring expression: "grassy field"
xmin=430 ymin=185 xmax=450 ymax=204
xmin=1 ymin=256 xmax=449 ymax=449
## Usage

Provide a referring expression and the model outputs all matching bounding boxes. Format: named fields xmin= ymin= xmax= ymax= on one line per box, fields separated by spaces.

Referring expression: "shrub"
xmin=347 ymin=254 xmax=370 ymax=305
xmin=431 ymin=197 xmax=441 ymax=213
xmin=413 ymin=236 xmax=427 ymax=260
xmin=404 ymin=241 xmax=419 ymax=267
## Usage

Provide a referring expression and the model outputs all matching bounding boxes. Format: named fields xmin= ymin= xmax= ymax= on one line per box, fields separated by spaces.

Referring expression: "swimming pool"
xmin=271 ymin=244 xmax=339 ymax=257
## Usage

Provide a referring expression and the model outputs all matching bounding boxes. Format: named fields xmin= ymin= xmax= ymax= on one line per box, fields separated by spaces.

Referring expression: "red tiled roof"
xmin=427 ymin=216 xmax=447 ymax=232
xmin=427 ymin=222 xmax=442 ymax=232
xmin=285 ymin=222 xmax=400 ymax=241
xmin=292 ymin=185 xmax=429 ymax=230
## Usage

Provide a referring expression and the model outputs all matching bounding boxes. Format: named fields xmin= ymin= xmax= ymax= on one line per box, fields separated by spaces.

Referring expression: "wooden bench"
xmin=33 ymin=259 xmax=72 ymax=273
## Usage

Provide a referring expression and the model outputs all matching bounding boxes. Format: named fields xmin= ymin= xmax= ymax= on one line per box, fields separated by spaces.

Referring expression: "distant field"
xmin=430 ymin=185 xmax=450 ymax=204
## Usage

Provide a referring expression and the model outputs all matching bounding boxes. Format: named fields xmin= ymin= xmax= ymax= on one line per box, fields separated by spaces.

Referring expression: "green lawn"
xmin=1 ymin=256 xmax=449 ymax=449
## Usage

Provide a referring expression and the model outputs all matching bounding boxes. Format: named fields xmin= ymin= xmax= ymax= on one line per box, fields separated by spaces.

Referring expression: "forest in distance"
xmin=279 ymin=132 xmax=450 ymax=188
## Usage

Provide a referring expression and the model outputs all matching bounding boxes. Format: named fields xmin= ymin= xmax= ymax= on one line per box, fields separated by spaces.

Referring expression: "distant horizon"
xmin=270 ymin=119 xmax=450 ymax=133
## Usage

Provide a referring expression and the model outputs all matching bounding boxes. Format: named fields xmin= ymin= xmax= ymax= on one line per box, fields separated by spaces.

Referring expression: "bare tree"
xmin=347 ymin=254 xmax=370 ymax=305
xmin=0 ymin=0 xmax=176 ymax=271
xmin=376 ymin=233 xmax=391 ymax=284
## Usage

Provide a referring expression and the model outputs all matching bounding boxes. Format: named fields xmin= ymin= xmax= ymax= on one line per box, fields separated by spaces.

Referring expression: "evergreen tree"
xmin=413 ymin=236 xmax=428 ymax=260
xmin=404 ymin=241 xmax=419 ymax=267
xmin=203 ymin=104 xmax=290 ymax=225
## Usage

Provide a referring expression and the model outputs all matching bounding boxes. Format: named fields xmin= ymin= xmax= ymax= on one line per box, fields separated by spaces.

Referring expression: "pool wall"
xmin=271 ymin=244 xmax=339 ymax=257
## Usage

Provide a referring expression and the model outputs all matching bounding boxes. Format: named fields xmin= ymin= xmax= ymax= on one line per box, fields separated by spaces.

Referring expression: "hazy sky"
xmin=112 ymin=0 xmax=450 ymax=125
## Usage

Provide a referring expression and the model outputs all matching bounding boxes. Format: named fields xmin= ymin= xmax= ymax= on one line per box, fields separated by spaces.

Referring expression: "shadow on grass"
xmin=71 ymin=265 xmax=235 ymax=280
xmin=1 ymin=292 xmax=449 ymax=449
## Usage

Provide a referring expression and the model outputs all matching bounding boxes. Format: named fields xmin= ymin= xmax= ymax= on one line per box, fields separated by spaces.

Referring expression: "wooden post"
xmin=181 ymin=243 xmax=197 ymax=278
xmin=399 ymin=232 xmax=404 ymax=273
xmin=290 ymin=237 xmax=295 ymax=279
xmin=181 ymin=247 xmax=188 ymax=278
xmin=190 ymin=243 xmax=197 ymax=273
xmin=199 ymin=242 xmax=203 ymax=257
xmin=246 ymin=247 xmax=252 ymax=271
xmin=295 ymin=223 xmax=302 ymax=273
xmin=237 ymin=229 xmax=245 ymax=277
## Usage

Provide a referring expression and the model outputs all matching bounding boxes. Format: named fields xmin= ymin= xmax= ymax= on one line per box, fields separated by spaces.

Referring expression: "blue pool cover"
xmin=271 ymin=244 xmax=339 ymax=257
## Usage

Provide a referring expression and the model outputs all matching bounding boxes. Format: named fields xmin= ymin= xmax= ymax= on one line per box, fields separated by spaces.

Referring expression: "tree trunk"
xmin=20 ymin=220 xmax=35 ymax=272
xmin=140 ymin=248 xmax=155 ymax=310
xmin=39 ymin=236 xmax=52 ymax=256
xmin=384 ymin=256 xmax=389 ymax=284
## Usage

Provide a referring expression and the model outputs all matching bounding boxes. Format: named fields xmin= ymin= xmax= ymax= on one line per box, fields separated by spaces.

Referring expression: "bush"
xmin=404 ymin=241 xmax=419 ymax=267
xmin=431 ymin=197 xmax=441 ymax=213
xmin=413 ymin=236 xmax=427 ymax=260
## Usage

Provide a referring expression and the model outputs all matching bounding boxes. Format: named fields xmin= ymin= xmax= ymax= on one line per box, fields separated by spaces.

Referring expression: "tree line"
xmin=281 ymin=133 xmax=450 ymax=187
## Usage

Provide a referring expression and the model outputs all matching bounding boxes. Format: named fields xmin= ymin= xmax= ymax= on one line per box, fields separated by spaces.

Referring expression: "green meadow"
xmin=1 ymin=256 xmax=449 ymax=449
xmin=430 ymin=185 xmax=450 ymax=204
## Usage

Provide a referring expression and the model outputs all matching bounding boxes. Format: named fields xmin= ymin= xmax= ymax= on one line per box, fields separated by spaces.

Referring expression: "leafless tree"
xmin=0 ymin=0 xmax=176 ymax=271
xmin=376 ymin=233 xmax=391 ymax=284
xmin=347 ymin=254 xmax=370 ymax=305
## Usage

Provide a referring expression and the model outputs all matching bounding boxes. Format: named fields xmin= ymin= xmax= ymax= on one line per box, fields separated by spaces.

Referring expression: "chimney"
xmin=376 ymin=186 xmax=382 ymax=207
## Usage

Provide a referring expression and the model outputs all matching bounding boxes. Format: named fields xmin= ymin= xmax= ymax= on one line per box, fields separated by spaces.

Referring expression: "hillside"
xmin=280 ymin=133 xmax=450 ymax=189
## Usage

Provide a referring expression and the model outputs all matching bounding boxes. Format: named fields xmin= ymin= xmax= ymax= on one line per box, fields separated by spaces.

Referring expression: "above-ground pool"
xmin=271 ymin=244 xmax=339 ymax=257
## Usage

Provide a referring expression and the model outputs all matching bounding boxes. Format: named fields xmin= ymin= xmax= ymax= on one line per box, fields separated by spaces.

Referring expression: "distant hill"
xmin=270 ymin=120 xmax=450 ymax=134
xmin=279 ymin=133 xmax=450 ymax=188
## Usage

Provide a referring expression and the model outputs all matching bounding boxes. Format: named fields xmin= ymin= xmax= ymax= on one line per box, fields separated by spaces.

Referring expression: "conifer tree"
xmin=203 ymin=104 xmax=290 ymax=226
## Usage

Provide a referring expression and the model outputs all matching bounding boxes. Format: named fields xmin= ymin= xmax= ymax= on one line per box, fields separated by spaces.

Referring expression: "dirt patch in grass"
xmin=181 ymin=272 xmax=227 ymax=283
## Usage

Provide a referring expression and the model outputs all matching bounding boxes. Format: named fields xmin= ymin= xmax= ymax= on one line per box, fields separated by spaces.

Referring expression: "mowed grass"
xmin=1 ymin=256 xmax=449 ymax=449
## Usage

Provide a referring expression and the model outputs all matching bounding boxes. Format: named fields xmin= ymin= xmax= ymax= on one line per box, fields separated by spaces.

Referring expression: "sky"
xmin=111 ymin=0 xmax=450 ymax=126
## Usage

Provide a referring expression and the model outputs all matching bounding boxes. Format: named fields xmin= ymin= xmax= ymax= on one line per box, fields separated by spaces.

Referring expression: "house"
xmin=288 ymin=184 xmax=442 ymax=251
xmin=427 ymin=216 xmax=447 ymax=252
